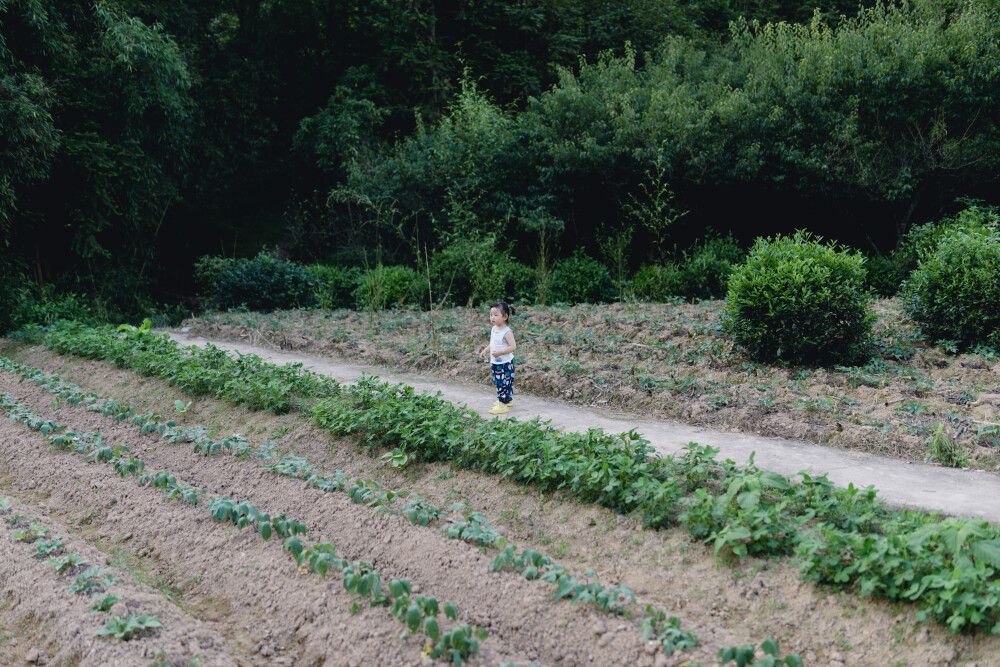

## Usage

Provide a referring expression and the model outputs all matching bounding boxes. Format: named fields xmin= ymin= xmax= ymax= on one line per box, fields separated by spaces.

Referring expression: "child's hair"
xmin=490 ymin=301 xmax=515 ymax=321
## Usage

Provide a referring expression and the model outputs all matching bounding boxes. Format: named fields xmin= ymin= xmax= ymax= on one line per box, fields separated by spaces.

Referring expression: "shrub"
xmin=194 ymin=252 xmax=320 ymax=311
xmin=633 ymin=263 xmax=684 ymax=302
xmin=550 ymin=250 xmax=613 ymax=304
xmin=309 ymin=264 xmax=363 ymax=309
xmin=722 ymin=231 xmax=875 ymax=365
xmin=2 ymin=286 xmax=95 ymax=333
xmin=893 ymin=205 xmax=999 ymax=277
xmin=505 ymin=261 xmax=537 ymax=304
xmin=680 ymin=234 xmax=744 ymax=300
xmin=901 ymin=226 xmax=1000 ymax=350
xmin=864 ymin=253 xmax=905 ymax=297
xmin=430 ymin=233 xmax=534 ymax=307
xmin=353 ymin=264 xmax=424 ymax=310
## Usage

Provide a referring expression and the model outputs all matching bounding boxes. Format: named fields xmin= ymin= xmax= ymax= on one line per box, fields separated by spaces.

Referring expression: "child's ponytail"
xmin=490 ymin=301 xmax=515 ymax=320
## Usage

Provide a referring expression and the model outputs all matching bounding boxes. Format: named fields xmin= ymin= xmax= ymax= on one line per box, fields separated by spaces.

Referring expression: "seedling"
xmin=718 ymin=638 xmax=802 ymax=667
xmin=378 ymin=449 xmax=409 ymax=468
xmin=404 ymin=497 xmax=447 ymax=527
xmin=33 ymin=537 xmax=65 ymax=558
xmin=173 ymin=400 xmax=193 ymax=415
xmin=441 ymin=512 xmax=500 ymax=548
xmin=91 ymin=593 xmax=120 ymax=613
xmin=640 ymin=606 xmax=698 ymax=654
xmin=12 ymin=521 xmax=49 ymax=543
xmin=95 ymin=614 xmax=162 ymax=640
xmin=69 ymin=567 xmax=115 ymax=594
xmin=48 ymin=552 xmax=88 ymax=573
xmin=348 ymin=479 xmax=397 ymax=510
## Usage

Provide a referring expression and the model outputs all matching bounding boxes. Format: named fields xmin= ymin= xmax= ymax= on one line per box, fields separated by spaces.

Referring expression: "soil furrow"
xmin=6 ymin=346 xmax=997 ymax=666
xmin=0 ymin=492 xmax=237 ymax=667
xmin=0 ymin=370 xmax=690 ymax=667
xmin=0 ymin=413 xmax=448 ymax=667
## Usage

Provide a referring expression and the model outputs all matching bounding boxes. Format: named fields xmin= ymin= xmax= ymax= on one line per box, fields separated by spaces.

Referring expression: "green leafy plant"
xmin=95 ymin=614 xmax=162 ymax=640
xmin=48 ymin=552 xmax=88 ymax=573
xmin=404 ymin=496 xmax=447 ymax=527
xmin=723 ymin=231 xmax=875 ymax=365
xmin=902 ymin=223 xmax=1000 ymax=351
xmin=719 ymin=639 xmax=803 ymax=667
xmin=11 ymin=521 xmax=49 ymax=543
xmin=640 ymin=607 xmax=699 ymax=654
xmin=925 ymin=424 xmax=969 ymax=468
xmin=91 ymin=592 xmax=120 ymax=613
xmin=69 ymin=567 xmax=115 ymax=594
xmin=32 ymin=536 xmax=64 ymax=558
xmin=441 ymin=511 xmax=500 ymax=547
xmin=378 ymin=449 xmax=409 ymax=468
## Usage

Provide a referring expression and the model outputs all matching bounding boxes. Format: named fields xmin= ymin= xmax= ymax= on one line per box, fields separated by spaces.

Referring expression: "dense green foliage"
xmin=723 ymin=232 xmax=875 ymax=365
xmin=894 ymin=205 xmax=1000 ymax=276
xmin=5 ymin=0 xmax=998 ymax=325
xmin=43 ymin=320 xmax=339 ymax=412
xmin=342 ymin=1 xmax=1000 ymax=268
xmin=632 ymin=264 xmax=685 ymax=302
xmin=1 ymin=1 xmax=194 ymax=314
xmin=550 ymin=251 xmax=614 ymax=304
xmin=902 ymin=225 xmax=1000 ymax=350
xmin=194 ymin=252 xmax=321 ymax=311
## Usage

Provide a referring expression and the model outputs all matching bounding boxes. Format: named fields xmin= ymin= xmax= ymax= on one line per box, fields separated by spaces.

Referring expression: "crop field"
xmin=0 ymin=322 xmax=999 ymax=666
xmin=188 ymin=299 xmax=1000 ymax=471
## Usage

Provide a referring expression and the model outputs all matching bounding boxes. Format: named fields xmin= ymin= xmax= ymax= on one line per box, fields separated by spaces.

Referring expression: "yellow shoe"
xmin=492 ymin=400 xmax=501 ymax=408
xmin=489 ymin=404 xmax=509 ymax=415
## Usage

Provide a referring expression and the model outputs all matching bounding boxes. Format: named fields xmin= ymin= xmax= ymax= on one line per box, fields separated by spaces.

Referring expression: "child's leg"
xmin=498 ymin=362 xmax=514 ymax=404
xmin=492 ymin=364 xmax=505 ymax=402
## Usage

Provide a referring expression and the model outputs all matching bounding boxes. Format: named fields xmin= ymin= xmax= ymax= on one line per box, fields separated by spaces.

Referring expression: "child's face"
xmin=490 ymin=307 xmax=507 ymax=327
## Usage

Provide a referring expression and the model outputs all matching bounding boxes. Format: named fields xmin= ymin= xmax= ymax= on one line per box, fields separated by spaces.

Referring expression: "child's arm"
xmin=491 ymin=331 xmax=517 ymax=357
xmin=478 ymin=342 xmax=490 ymax=360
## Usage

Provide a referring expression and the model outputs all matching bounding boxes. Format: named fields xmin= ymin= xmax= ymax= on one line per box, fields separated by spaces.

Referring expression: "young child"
xmin=478 ymin=301 xmax=517 ymax=415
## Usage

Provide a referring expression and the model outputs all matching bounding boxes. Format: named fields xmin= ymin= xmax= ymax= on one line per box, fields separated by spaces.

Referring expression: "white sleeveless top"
xmin=489 ymin=325 xmax=513 ymax=365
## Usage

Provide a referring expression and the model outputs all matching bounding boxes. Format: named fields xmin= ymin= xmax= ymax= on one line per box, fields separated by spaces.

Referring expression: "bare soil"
xmin=182 ymin=299 xmax=1000 ymax=472
xmin=0 ymin=492 xmax=234 ymax=667
xmin=1 ymin=343 xmax=997 ymax=666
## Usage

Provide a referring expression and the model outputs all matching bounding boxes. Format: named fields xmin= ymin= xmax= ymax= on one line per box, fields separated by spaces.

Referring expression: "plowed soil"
xmin=182 ymin=299 xmax=1000 ymax=471
xmin=0 ymin=343 xmax=997 ymax=667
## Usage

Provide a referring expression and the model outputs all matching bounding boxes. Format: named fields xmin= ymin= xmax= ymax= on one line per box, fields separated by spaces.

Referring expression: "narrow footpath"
xmin=168 ymin=331 xmax=1000 ymax=524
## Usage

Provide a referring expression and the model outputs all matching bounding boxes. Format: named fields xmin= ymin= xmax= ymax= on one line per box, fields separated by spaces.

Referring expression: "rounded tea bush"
xmin=901 ymin=227 xmax=1000 ymax=350
xmin=722 ymin=232 xmax=875 ymax=365
xmin=195 ymin=252 xmax=320 ymax=311
xmin=551 ymin=250 xmax=613 ymax=304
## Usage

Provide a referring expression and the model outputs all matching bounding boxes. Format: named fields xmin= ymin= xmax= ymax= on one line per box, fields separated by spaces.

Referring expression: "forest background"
xmin=2 ymin=0 xmax=999 ymax=329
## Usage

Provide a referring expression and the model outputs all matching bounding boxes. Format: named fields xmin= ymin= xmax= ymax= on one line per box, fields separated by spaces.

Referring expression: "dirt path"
xmin=168 ymin=332 xmax=1000 ymax=524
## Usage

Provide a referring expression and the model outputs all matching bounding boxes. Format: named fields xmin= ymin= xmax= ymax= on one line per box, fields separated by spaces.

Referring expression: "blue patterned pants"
xmin=491 ymin=361 xmax=515 ymax=404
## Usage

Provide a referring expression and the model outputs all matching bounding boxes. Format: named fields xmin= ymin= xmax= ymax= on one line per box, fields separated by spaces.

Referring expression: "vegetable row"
xmin=0 ymin=388 xmax=486 ymax=664
xmin=23 ymin=321 xmax=1000 ymax=634
xmin=1 ymin=354 xmax=701 ymax=656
